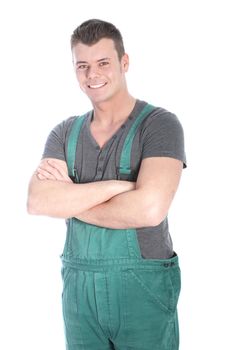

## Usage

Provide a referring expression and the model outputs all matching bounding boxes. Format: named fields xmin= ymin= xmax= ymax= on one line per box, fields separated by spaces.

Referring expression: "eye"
xmin=99 ymin=61 xmax=109 ymax=67
xmin=77 ymin=64 xmax=89 ymax=70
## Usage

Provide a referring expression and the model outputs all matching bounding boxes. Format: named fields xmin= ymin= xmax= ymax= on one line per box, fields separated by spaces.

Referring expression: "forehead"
xmin=72 ymin=38 xmax=118 ymax=63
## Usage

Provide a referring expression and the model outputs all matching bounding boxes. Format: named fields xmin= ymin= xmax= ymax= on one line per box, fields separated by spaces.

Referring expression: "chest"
xmin=65 ymin=103 xmax=155 ymax=183
xmin=72 ymin=122 xmax=141 ymax=183
xmin=89 ymin=123 xmax=124 ymax=149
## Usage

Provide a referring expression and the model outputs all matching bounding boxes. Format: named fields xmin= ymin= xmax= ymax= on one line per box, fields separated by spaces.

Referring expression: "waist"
xmin=61 ymin=253 xmax=178 ymax=272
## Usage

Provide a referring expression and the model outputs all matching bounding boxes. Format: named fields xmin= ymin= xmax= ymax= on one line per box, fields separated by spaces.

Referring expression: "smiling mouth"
xmin=88 ymin=83 xmax=107 ymax=89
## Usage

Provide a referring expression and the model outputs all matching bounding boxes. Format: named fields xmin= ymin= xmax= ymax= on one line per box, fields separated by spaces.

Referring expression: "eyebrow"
xmin=75 ymin=57 xmax=111 ymax=66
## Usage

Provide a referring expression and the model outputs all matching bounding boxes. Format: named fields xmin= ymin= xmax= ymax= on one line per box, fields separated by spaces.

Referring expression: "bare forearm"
xmin=76 ymin=188 xmax=160 ymax=229
xmin=27 ymin=177 xmax=134 ymax=218
xmin=75 ymin=158 xmax=183 ymax=229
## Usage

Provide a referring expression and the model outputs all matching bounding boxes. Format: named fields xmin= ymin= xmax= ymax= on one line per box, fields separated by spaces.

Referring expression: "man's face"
xmin=72 ymin=38 xmax=129 ymax=104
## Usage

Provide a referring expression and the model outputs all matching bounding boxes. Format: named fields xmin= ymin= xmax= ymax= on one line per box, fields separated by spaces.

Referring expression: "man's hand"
xmin=28 ymin=157 xmax=136 ymax=218
xmin=36 ymin=159 xmax=135 ymax=194
xmin=37 ymin=159 xmax=72 ymax=183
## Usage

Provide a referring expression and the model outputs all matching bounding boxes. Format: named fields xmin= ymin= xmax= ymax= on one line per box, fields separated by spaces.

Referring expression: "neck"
xmin=91 ymin=91 xmax=136 ymax=126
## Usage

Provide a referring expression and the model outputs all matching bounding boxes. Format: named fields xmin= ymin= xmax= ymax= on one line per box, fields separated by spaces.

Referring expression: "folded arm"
xmin=76 ymin=157 xmax=183 ymax=228
xmin=27 ymin=158 xmax=135 ymax=218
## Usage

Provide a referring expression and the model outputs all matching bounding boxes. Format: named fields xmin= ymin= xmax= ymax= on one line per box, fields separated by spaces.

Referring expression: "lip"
xmin=87 ymin=82 xmax=107 ymax=89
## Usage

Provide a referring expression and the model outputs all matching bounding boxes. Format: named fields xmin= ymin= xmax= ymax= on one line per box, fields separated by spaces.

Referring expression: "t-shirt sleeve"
xmin=141 ymin=109 xmax=187 ymax=168
xmin=41 ymin=117 xmax=75 ymax=161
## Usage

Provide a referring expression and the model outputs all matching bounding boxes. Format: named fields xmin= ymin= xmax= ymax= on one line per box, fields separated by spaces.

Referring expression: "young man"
xmin=27 ymin=19 xmax=186 ymax=350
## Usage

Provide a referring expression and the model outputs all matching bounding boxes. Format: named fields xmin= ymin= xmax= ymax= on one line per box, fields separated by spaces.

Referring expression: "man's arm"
xmin=76 ymin=157 xmax=183 ymax=228
xmin=27 ymin=158 xmax=135 ymax=218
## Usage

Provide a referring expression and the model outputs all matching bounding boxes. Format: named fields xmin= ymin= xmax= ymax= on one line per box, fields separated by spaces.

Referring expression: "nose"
xmin=86 ymin=65 xmax=100 ymax=79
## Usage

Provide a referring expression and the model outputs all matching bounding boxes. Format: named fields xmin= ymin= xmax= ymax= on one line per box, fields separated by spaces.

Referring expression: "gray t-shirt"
xmin=42 ymin=99 xmax=186 ymax=259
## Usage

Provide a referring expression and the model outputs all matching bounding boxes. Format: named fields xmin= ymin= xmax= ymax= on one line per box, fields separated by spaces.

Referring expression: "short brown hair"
xmin=71 ymin=19 xmax=125 ymax=60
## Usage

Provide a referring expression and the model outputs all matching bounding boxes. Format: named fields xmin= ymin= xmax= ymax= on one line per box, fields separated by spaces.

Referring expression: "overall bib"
xmin=61 ymin=104 xmax=181 ymax=350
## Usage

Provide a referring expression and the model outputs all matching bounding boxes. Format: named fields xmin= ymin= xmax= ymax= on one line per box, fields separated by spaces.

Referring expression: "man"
xmin=27 ymin=19 xmax=186 ymax=350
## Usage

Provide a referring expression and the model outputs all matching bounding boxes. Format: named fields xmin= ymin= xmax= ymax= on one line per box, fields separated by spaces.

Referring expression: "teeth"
xmin=88 ymin=83 xmax=106 ymax=89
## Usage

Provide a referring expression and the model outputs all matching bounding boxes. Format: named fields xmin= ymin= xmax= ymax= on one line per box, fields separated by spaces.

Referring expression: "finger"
xmin=49 ymin=163 xmax=68 ymax=178
xmin=37 ymin=167 xmax=57 ymax=180
xmin=37 ymin=173 xmax=48 ymax=180
xmin=38 ymin=164 xmax=71 ymax=182
xmin=47 ymin=160 xmax=72 ymax=182
xmin=38 ymin=162 xmax=65 ymax=181
xmin=38 ymin=159 xmax=71 ymax=182
xmin=38 ymin=161 xmax=59 ymax=174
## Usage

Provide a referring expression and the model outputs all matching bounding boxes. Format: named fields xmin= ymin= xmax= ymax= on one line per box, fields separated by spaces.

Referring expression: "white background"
xmin=0 ymin=0 xmax=232 ymax=349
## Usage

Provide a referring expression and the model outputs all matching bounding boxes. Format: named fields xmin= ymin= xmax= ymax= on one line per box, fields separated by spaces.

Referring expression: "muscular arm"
xmin=76 ymin=157 xmax=183 ymax=228
xmin=27 ymin=158 xmax=135 ymax=218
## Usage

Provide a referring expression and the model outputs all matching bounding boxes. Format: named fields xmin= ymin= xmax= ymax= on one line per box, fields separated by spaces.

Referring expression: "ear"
xmin=121 ymin=53 xmax=129 ymax=72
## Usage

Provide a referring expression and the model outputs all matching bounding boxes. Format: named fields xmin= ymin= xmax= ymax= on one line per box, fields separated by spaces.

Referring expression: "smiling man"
xmin=27 ymin=19 xmax=186 ymax=350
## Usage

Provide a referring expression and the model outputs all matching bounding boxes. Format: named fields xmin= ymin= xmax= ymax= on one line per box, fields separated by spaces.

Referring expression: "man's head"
xmin=71 ymin=19 xmax=125 ymax=62
xmin=71 ymin=19 xmax=130 ymax=105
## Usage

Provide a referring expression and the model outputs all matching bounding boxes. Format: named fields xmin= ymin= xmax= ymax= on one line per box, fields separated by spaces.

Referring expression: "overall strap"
xmin=67 ymin=114 xmax=86 ymax=179
xmin=119 ymin=103 xmax=155 ymax=176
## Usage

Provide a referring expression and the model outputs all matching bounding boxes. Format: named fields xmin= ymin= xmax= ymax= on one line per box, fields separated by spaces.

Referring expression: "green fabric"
xmin=62 ymin=257 xmax=180 ymax=350
xmin=119 ymin=104 xmax=155 ymax=175
xmin=62 ymin=219 xmax=141 ymax=261
xmin=61 ymin=103 xmax=180 ymax=349
xmin=67 ymin=114 xmax=86 ymax=178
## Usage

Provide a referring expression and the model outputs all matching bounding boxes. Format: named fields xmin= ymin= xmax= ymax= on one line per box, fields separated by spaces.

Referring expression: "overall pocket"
xmin=129 ymin=266 xmax=181 ymax=314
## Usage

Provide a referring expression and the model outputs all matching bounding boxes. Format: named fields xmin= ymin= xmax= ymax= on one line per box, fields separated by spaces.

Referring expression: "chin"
xmin=89 ymin=94 xmax=113 ymax=105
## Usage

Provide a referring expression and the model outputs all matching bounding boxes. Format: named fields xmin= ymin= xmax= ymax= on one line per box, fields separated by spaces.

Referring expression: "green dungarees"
xmin=61 ymin=104 xmax=181 ymax=350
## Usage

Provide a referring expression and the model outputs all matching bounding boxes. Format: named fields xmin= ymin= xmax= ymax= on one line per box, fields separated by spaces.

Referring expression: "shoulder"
xmin=144 ymin=103 xmax=182 ymax=129
xmin=52 ymin=112 xmax=91 ymax=140
xmin=53 ymin=116 xmax=77 ymax=138
xmin=137 ymin=103 xmax=184 ymax=141
xmin=136 ymin=101 xmax=186 ymax=167
xmin=134 ymin=100 xmax=182 ymax=130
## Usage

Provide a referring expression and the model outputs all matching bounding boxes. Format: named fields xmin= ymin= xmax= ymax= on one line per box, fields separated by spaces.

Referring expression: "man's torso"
xmin=43 ymin=99 xmax=186 ymax=259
